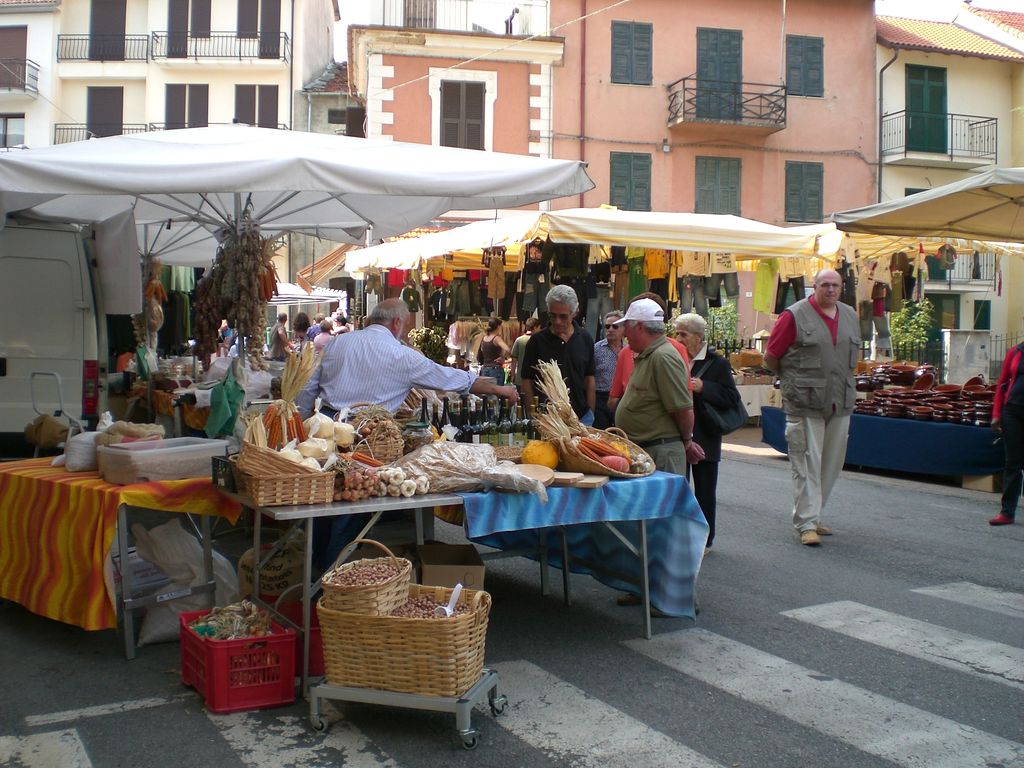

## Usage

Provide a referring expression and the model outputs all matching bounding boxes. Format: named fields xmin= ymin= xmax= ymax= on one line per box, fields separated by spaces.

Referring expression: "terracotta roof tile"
xmin=304 ymin=61 xmax=349 ymax=94
xmin=970 ymin=7 xmax=1024 ymax=38
xmin=877 ymin=15 xmax=1024 ymax=60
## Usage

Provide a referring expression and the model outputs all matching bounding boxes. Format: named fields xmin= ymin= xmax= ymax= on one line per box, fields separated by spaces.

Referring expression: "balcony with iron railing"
xmin=369 ymin=0 xmax=549 ymax=36
xmin=667 ymin=76 xmax=786 ymax=133
xmin=150 ymin=32 xmax=290 ymax=62
xmin=53 ymin=123 xmax=148 ymax=144
xmin=0 ymin=59 xmax=39 ymax=95
xmin=881 ymin=110 xmax=997 ymax=169
xmin=924 ymin=249 xmax=997 ymax=288
xmin=54 ymin=122 xmax=291 ymax=144
xmin=57 ymin=34 xmax=150 ymax=62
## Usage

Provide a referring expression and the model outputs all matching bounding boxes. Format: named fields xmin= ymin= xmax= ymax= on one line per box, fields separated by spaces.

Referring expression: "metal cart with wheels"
xmin=309 ymin=668 xmax=507 ymax=750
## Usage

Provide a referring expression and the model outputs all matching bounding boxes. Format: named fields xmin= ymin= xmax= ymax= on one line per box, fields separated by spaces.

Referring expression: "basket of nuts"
xmin=319 ymin=539 xmax=412 ymax=615
xmin=317 ymin=583 xmax=491 ymax=697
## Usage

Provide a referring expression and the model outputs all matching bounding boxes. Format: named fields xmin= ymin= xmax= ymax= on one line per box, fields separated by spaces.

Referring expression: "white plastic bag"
xmin=131 ymin=518 xmax=239 ymax=645
xmin=55 ymin=412 xmax=114 ymax=470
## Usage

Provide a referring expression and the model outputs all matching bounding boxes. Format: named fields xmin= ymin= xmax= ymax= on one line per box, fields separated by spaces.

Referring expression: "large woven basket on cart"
xmin=317 ymin=584 xmax=491 ymax=697
xmin=319 ymin=539 xmax=412 ymax=614
xmin=555 ymin=426 xmax=655 ymax=479
xmin=350 ymin=404 xmax=404 ymax=463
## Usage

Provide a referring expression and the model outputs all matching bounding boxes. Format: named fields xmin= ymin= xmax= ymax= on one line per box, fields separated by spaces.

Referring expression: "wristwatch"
xmin=682 ymin=435 xmax=693 ymax=444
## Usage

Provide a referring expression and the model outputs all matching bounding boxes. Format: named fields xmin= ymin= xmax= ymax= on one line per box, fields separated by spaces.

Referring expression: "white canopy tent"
xmin=0 ymin=125 xmax=594 ymax=243
xmin=833 ymin=166 xmax=1024 ymax=242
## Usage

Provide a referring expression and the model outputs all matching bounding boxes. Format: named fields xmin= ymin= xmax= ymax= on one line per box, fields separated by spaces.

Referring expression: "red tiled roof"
xmin=305 ymin=61 xmax=349 ymax=94
xmin=876 ymin=15 xmax=1024 ymax=60
xmin=970 ymin=7 xmax=1024 ymax=38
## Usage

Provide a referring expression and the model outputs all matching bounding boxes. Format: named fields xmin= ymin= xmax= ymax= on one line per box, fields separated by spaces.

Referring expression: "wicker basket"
xmin=320 ymin=539 xmax=412 ymax=614
xmin=317 ymin=584 xmax=491 ymax=697
xmin=556 ymin=426 xmax=655 ymax=479
xmin=350 ymin=404 xmax=404 ymax=463
xmin=230 ymin=456 xmax=335 ymax=507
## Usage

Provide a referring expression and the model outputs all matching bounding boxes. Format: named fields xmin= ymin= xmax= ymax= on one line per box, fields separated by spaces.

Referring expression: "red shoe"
xmin=989 ymin=513 xmax=1016 ymax=526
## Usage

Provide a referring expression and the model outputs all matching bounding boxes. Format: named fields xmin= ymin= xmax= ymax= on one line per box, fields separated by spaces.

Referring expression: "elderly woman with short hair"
xmin=674 ymin=312 xmax=742 ymax=550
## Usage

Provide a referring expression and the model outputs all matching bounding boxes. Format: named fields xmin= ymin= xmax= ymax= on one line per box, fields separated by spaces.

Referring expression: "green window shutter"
xmin=695 ymin=156 xmax=715 ymax=213
xmin=632 ymin=23 xmax=653 ymax=85
xmin=804 ymin=37 xmax=823 ymax=97
xmin=785 ymin=162 xmax=823 ymax=222
xmin=165 ymin=84 xmax=186 ymax=130
xmin=804 ymin=163 xmax=823 ymax=221
xmin=609 ymin=152 xmax=631 ymax=208
xmin=787 ymin=36 xmax=823 ymax=97
xmin=440 ymin=81 xmax=462 ymax=148
xmin=720 ymin=158 xmax=740 ymax=215
xmin=973 ymin=300 xmax=991 ymax=330
xmin=785 ymin=162 xmax=803 ymax=221
xmin=611 ymin=22 xmax=632 ymax=84
xmin=631 ymin=153 xmax=651 ymax=210
xmin=696 ymin=156 xmax=740 ymax=214
xmin=464 ymin=82 xmax=485 ymax=150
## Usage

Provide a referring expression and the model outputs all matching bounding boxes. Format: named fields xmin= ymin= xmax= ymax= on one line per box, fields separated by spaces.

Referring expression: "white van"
xmin=0 ymin=220 xmax=105 ymax=455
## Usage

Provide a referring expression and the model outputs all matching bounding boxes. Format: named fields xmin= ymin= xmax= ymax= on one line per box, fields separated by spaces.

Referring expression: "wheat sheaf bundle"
xmin=533 ymin=360 xmax=584 ymax=440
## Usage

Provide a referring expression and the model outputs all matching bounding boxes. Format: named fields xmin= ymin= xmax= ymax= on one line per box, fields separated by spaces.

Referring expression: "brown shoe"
xmin=616 ymin=593 xmax=641 ymax=606
xmin=800 ymin=529 xmax=821 ymax=546
xmin=816 ymin=525 xmax=833 ymax=535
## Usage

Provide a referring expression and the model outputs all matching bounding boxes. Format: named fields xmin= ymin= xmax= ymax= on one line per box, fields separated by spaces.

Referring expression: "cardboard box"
xmin=961 ymin=473 xmax=1002 ymax=493
xmin=417 ymin=543 xmax=485 ymax=590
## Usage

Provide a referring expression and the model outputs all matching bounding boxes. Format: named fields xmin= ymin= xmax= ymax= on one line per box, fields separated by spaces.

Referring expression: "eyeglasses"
xmin=604 ymin=323 xmax=619 ymax=329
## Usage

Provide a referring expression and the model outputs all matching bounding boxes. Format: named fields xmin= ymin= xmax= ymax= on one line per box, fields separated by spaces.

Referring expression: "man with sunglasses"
xmin=520 ymin=283 xmax=596 ymax=424
xmin=593 ymin=311 xmax=624 ymax=428
xmin=764 ymin=269 xmax=860 ymax=547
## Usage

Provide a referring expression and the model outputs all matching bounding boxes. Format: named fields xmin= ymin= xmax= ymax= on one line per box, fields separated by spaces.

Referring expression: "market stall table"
xmin=736 ymin=384 xmax=780 ymax=419
xmin=229 ymin=470 xmax=707 ymax=697
xmin=0 ymin=458 xmax=241 ymax=657
xmin=760 ymin=406 xmax=1003 ymax=476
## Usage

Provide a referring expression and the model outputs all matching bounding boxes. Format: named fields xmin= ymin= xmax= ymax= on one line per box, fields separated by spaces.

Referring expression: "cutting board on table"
xmin=551 ymin=471 xmax=584 ymax=486
xmin=574 ymin=474 xmax=609 ymax=488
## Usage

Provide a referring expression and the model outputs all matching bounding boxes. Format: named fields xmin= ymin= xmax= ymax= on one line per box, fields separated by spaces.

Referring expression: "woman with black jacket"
xmin=674 ymin=313 xmax=742 ymax=550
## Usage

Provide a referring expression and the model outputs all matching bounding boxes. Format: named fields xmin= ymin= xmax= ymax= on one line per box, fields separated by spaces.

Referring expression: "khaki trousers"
xmin=784 ymin=413 xmax=850 ymax=532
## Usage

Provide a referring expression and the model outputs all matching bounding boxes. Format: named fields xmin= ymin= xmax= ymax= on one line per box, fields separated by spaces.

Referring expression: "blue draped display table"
xmin=760 ymin=406 xmax=1003 ymax=476
xmin=459 ymin=471 xmax=708 ymax=628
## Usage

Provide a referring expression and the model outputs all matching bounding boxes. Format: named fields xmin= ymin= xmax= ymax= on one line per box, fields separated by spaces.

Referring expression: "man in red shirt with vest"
xmin=764 ymin=269 xmax=860 ymax=546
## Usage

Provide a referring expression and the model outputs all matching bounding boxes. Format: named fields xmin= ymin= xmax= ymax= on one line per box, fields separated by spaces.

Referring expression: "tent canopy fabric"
xmin=272 ymin=282 xmax=345 ymax=307
xmin=0 ymin=126 xmax=594 ymax=244
xmin=833 ymin=166 xmax=1024 ymax=241
xmin=341 ymin=208 xmax=837 ymax=276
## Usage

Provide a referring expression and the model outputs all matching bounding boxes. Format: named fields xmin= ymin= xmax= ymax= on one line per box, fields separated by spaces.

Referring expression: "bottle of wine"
xmin=498 ymin=397 xmax=513 ymax=446
xmin=469 ymin=398 xmax=481 ymax=444
xmin=418 ymin=396 xmax=429 ymax=425
xmin=457 ymin=395 xmax=469 ymax=443
xmin=514 ymin=401 xmax=528 ymax=447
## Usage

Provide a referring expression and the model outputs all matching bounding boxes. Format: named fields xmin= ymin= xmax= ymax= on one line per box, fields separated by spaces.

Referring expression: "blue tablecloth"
xmin=761 ymin=406 xmax=1003 ymax=476
xmin=458 ymin=471 xmax=708 ymax=619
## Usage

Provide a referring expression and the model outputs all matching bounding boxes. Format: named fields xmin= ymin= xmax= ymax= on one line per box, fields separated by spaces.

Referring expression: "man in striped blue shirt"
xmin=297 ymin=298 xmax=518 ymax=419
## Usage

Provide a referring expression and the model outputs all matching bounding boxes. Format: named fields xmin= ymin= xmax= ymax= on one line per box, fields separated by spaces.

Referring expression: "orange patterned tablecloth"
xmin=0 ymin=458 xmax=241 ymax=631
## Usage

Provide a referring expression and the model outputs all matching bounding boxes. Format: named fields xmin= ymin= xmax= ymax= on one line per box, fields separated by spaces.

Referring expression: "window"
xmin=165 ymin=84 xmax=209 ymax=129
xmin=609 ymin=152 xmax=651 ymax=211
xmin=327 ymin=109 xmax=345 ymax=125
xmin=0 ymin=114 xmax=24 ymax=147
xmin=440 ymin=81 xmax=484 ymax=150
xmin=784 ymin=161 xmax=823 ymax=222
xmin=610 ymin=21 xmax=652 ymax=85
xmin=235 ymin=84 xmax=278 ymax=128
xmin=973 ymin=299 xmax=991 ymax=331
xmin=904 ymin=187 xmax=927 ymax=196
xmin=906 ymin=65 xmax=947 ymax=153
xmin=786 ymin=35 xmax=823 ymax=97
xmin=191 ymin=0 xmax=211 ymax=37
xmin=696 ymin=28 xmax=742 ymax=119
xmin=695 ymin=156 xmax=740 ymax=215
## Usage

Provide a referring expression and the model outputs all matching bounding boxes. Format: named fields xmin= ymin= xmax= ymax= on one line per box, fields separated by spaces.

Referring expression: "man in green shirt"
xmin=613 ymin=299 xmax=705 ymax=475
xmin=508 ymin=316 xmax=540 ymax=390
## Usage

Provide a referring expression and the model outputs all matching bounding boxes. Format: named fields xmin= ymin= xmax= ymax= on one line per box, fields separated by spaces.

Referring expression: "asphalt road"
xmin=2 ymin=431 xmax=1022 ymax=768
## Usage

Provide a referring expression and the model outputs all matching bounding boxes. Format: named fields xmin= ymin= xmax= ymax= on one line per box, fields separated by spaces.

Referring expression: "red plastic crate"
xmin=275 ymin=601 xmax=324 ymax=678
xmin=179 ymin=610 xmax=297 ymax=714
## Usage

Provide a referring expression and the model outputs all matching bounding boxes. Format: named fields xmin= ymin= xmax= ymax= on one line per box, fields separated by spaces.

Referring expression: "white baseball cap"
xmin=613 ymin=298 xmax=664 ymax=325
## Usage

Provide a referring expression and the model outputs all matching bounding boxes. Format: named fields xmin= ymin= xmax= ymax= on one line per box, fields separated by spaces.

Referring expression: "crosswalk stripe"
xmin=210 ymin=709 xmax=400 ymax=768
xmin=24 ymin=695 xmax=191 ymax=727
xmin=911 ymin=582 xmax=1024 ymax=620
xmin=0 ymin=730 xmax=92 ymax=768
xmin=492 ymin=660 xmax=726 ymax=768
xmin=782 ymin=601 xmax=1024 ymax=690
xmin=625 ymin=629 xmax=1024 ymax=768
